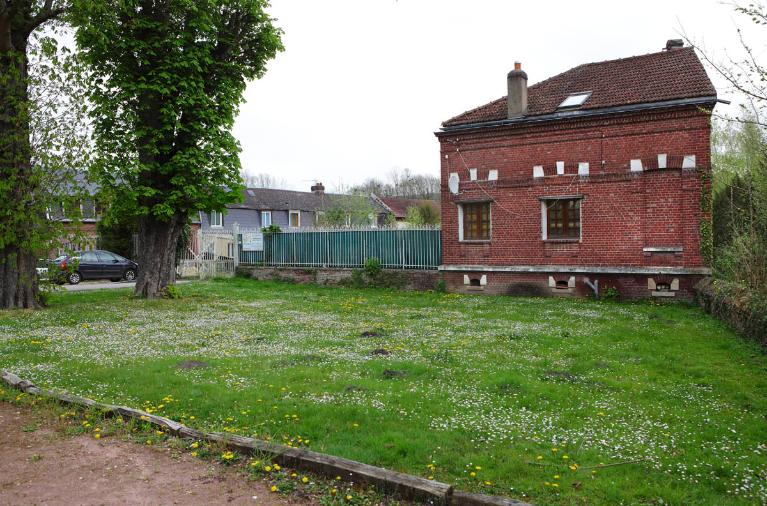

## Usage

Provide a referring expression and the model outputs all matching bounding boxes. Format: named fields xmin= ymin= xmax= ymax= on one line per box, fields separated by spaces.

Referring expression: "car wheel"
xmin=67 ymin=271 xmax=82 ymax=285
xmin=123 ymin=269 xmax=136 ymax=281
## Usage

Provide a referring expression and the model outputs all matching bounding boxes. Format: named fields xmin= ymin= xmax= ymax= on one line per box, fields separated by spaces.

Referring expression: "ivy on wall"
xmin=699 ymin=170 xmax=713 ymax=264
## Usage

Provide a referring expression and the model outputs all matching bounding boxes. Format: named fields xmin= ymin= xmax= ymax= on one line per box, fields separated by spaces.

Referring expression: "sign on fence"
xmin=241 ymin=232 xmax=264 ymax=251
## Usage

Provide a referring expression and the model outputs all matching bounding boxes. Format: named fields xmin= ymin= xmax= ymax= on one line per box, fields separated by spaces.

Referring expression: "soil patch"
xmin=0 ymin=402 xmax=305 ymax=506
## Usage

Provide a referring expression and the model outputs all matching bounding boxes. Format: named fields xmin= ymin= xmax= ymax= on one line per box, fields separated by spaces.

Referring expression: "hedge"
xmin=696 ymin=278 xmax=767 ymax=349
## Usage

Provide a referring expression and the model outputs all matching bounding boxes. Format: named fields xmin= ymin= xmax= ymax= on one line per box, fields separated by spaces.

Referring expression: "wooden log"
xmin=451 ymin=491 xmax=533 ymax=506
xmin=4 ymin=370 xmax=534 ymax=506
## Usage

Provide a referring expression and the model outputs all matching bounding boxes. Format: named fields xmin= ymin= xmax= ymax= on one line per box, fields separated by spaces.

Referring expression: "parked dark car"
xmin=50 ymin=250 xmax=138 ymax=285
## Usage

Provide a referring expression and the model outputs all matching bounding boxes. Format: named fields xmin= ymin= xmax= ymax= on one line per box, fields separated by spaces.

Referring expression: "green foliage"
xmin=262 ymin=224 xmax=281 ymax=237
xmin=434 ymin=279 xmax=446 ymax=293
xmin=97 ymin=216 xmax=137 ymax=260
xmin=711 ymin=118 xmax=767 ymax=293
xmin=318 ymin=196 xmax=376 ymax=227
xmin=70 ymin=0 xmax=283 ymax=297
xmin=405 ymin=202 xmax=440 ymax=225
xmin=1 ymin=7 xmax=93 ymax=307
xmin=363 ymin=257 xmax=382 ymax=278
xmin=601 ymin=286 xmax=620 ymax=301
xmin=162 ymin=284 xmax=182 ymax=300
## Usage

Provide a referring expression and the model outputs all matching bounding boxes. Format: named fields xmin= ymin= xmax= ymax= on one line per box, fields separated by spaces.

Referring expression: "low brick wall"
xmin=237 ymin=266 xmax=441 ymax=292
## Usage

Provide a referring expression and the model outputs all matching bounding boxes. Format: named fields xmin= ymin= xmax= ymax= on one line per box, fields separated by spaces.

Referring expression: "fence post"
xmin=232 ymin=223 xmax=240 ymax=270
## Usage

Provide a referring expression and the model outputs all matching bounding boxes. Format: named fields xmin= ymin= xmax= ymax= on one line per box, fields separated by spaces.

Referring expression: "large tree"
xmin=0 ymin=1 xmax=71 ymax=309
xmin=72 ymin=0 xmax=282 ymax=298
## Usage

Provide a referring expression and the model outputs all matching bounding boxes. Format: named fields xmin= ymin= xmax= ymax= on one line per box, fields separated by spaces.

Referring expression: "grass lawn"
xmin=1 ymin=278 xmax=765 ymax=505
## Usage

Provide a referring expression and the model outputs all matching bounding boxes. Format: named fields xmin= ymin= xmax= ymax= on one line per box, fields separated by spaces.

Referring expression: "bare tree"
xmin=240 ymin=170 xmax=287 ymax=189
xmin=349 ymin=168 xmax=439 ymax=199
xmin=683 ymin=2 xmax=767 ymax=126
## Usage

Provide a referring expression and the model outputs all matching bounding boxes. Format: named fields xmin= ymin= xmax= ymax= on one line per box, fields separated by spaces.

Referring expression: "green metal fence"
xmin=240 ymin=227 xmax=441 ymax=270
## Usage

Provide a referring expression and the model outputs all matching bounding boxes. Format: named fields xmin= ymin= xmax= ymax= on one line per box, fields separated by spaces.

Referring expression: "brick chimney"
xmin=507 ymin=61 xmax=528 ymax=118
xmin=665 ymin=39 xmax=684 ymax=51
xmin=311 ymin=182 xmax=325 ymax=195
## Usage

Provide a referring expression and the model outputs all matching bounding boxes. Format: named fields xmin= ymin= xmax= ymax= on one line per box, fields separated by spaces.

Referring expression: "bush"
xmin=363 ymin=257 xmax=382 ymax=278
xmin=162 ymin=284 xmax=182 ymax=299
xmin=435 ymin=279 xmax=446 ymax=293
xmin=601 ymin=286 xmax=620 ymax=301
xmin=696 ymin=278 xmax=767 ymax=348
xmin=261 ymin=224 xmax=281 ymax=236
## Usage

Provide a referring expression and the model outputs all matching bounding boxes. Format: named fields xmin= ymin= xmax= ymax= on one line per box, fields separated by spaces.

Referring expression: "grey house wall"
xmin=199 ymin=208 xmax=318 ymax=231
xmin=199 ymin=208 xmax=260 ymax=231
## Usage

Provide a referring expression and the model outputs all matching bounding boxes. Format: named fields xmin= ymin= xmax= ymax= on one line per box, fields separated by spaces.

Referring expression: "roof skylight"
xmin=558 ymin=92 xmax=591 ymax=109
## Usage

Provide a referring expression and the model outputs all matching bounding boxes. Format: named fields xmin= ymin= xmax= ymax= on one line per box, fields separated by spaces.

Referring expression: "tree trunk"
xmin=133 ymin=214 xmax=185 ymax=299
xmin=0 ymin=10 xmax=39 ymax=309
xmin=0 ymin=246 xmax=38 ymax=309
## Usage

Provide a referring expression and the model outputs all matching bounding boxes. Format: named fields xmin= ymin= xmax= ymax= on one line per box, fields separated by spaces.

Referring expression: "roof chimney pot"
xmin=665 ymin=39 xmax=684 ymax=51
xmin=311 ymin=182 xmax=325 ymax=195
xmin=507 ymin=62 xmax=528 ymax=118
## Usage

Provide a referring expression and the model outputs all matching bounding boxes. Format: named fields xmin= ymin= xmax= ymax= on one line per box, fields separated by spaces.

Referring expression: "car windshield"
xmin=53 ymin=255 xmax=67 ymax=262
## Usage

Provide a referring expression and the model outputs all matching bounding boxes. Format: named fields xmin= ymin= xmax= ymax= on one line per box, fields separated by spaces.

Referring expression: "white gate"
xmin=177 ymin=227 xmax=238 ymax=279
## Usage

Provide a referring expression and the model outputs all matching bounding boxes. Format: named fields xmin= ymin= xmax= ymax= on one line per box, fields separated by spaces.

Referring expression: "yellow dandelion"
xmin=301 ymin=476 xmax=309 ymax=484
xmin=273 ymin=464 xmax=281 ymax=471
xmin=270 ymin=485 xmax=278 ymax=493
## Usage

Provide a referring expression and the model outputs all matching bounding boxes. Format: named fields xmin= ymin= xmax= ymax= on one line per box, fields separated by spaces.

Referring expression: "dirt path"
xmin=0 ymin=402 xmax=305 ymax=505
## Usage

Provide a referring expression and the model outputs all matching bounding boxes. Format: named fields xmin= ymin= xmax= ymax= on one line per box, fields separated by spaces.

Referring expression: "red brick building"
xmin=436 ymin=41 xmax=721 ymax=299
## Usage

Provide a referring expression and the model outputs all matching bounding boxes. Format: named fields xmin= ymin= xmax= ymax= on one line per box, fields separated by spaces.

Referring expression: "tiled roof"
xmin=378 ymin=197 xmax=441 ymax=219
xmin=442 ymin=47 xmax=716 ymax=128
xmin=229 ymin=188 xmax=388 ymax=214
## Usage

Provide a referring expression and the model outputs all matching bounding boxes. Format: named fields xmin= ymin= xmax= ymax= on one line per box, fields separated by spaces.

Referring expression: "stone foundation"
xmin=442 ymin=270 xmax=705 ymax=300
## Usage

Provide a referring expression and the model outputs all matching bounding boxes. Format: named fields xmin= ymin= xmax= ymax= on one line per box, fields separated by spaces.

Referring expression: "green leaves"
xmin=72 ymin=0 xmax=282 ymax=224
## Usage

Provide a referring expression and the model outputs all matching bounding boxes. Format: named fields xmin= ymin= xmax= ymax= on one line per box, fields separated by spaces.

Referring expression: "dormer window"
xmin=558 ymin=92 xmax=591 ymax=109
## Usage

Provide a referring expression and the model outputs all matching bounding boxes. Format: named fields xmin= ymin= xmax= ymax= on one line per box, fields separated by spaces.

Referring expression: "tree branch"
xmin=24 ymin=0 xmax=65 ymax=36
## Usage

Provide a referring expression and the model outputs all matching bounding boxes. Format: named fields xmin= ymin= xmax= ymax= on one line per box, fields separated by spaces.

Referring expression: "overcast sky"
xmin=233 ymin=0 xmax=758 ymax=191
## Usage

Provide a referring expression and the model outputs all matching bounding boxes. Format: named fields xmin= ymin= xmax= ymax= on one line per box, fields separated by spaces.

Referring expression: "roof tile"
xmin=442 ymin=47 xmax=716 ymax=127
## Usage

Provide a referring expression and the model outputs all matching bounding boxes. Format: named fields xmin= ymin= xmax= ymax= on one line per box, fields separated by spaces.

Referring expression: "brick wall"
xmin=437 ymin=106 xmax=712 ymax=270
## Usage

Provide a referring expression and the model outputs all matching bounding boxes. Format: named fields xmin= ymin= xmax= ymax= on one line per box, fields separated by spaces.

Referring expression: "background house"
xmin=437 ymin=40 xmax=718 ymax=299
xmin=47 ymin=172 xmax=100 ymax=257
xmin=374 ymin=195 xmax=441 ymax=227
xmin=199 ymin=183 xmax=391 ymax=231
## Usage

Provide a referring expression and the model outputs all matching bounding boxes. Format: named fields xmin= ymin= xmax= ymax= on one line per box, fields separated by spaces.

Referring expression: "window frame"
xmin=261 ymin=210 xmax=272 ymax=228
xmin=289 ymin=210 xmax=301 ymax=228
xmin=540 ymin=196 xmax=583 ymax=241
xmin=458 ymin=201 xmax=491 ymax=242
xmin=209 ymin=211 xmax=223 ymax=228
